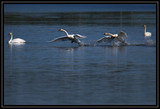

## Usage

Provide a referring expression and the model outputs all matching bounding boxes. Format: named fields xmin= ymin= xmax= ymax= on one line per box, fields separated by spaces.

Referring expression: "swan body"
xmin=144 ymin=25 xmax=152 ymax=38
xmin=96 ymin=31 xmax=127 ymax=43
xmin=8 ymin=32 xmax=26 ymax=44
xmin=48 ymin=29 xmax=86 ymax=45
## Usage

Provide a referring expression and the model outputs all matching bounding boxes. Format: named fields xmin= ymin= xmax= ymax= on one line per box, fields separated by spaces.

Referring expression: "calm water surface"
xmin=4 ymin=11 xmax=156 ymax=105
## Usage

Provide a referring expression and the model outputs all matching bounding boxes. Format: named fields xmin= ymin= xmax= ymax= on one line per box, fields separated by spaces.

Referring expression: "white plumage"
xmin=48 ymin=29 xmax=86 ymax=46
xmin=8 ymin=32 xmax=26 ymax=44
xmin=144 ymin=25 xmax=152 ymax=38
xmin=96 ymin=31 xmax=127 ymax=43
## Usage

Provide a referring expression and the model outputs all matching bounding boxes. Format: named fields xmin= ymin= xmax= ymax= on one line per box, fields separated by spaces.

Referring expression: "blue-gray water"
xmin=4 ymin=11 xmax=156 ymax=105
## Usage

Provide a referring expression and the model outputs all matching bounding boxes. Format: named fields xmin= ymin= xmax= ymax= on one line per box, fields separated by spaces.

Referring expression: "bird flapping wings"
xmin=117 ymin=31 xmax=127 ymax=43
xmin=74 ymin=34 xmax=87 ymax=38
xmin=96 ymin=36 xmax=115 ymax=43
xmin=48 ymin=36 xmax=69 ymax=42
xmin=118 ymin=31 xmax=127 ymax=38
xmin=48 ymin=36 xmax=83 ymax=45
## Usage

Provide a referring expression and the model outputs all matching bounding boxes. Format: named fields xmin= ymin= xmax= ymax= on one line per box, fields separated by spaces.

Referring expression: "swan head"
xmin=104 ymin=33 xmax=109 ymax=35
xmin=59 ymin=29 xmax=65 ymax=32
xmin=144 ymin=25 xmax=146 ymax=28
xmin=9 ymin=32 xmax=13 ymax=36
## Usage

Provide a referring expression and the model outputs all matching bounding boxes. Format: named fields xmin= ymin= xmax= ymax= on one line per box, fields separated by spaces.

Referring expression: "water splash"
xmin=145 ymin=39 xmax=155 ymax=46
xmin=48 ymin=37 xmax=155 ymax=47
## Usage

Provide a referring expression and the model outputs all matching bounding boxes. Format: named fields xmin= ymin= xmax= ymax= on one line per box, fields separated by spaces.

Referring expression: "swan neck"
xmin=108 ymin=33 xmax=113 ymax=36
xmin=63 ymin=30 xmax=69 ymax=37
xmin=144 ymin=26 xmax=146 ymax=33
xmin=9 ymin=34 xmax=13 ymax=42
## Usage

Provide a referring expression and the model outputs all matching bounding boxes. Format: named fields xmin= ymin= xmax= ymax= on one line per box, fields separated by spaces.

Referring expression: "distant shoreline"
xmin=4 ymin=4 xmax=156 ymax=13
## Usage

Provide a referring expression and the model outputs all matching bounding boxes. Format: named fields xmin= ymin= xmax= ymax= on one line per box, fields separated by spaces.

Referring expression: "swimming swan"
xmin=144 ymin=25 xmax=152 ymax=38
xmin=8 ymin=32 xmax=26 ymax=44
xmin=48 ymin=29 xmax=86 ymax=46
xmin=96 ymin=31 xmax=127 ymax=43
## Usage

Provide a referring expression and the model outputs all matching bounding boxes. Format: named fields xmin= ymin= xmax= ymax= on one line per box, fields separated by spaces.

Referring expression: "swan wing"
xmin=118 ymin=31 xmax=127 ymax=38
xmin=117 ymin=31 xmax=127 ymax=43
xmin=12 ymin=38 xmax=26 ymax=43
xmin=48 ymin=36 xmax=69 ymax=42
xmin=96 ymin=36 xmax=114 ymax=43
xmin=145 ymin=32 xmax=152 ymax=37
xmin=74 ymin=34 xmax=86 ymax=38
xmin=71 ymin=38 xmax=82 ymax=45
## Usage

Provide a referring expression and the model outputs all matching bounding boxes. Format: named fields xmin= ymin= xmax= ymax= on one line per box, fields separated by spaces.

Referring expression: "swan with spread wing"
xmin=96 ymin=31 xmax=127 ymax=44
xmin=48 ymin=29 xmax=86 ymax=46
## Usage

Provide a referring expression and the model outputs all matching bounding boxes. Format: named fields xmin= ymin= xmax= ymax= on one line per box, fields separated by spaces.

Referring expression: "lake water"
xmin=4 ymin=11 xmax=156 ymax=105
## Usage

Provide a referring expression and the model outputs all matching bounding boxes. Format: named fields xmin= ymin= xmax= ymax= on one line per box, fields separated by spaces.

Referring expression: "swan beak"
xmin=59 ymin=29 xmax=64 ymax=31
xmin=9 ymin=32 xmax=12 ymax=35
xmin=104 ymin=33 xmax=108 ymax=35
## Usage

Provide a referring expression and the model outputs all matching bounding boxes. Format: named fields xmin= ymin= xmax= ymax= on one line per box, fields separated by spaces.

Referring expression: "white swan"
xmin=8 ymin=32 xmax=26 ymax=44
xmin=144 ymin=25 xmax=152 ymax=38
xmin=96 ymin=31 xmax=127 ymax=43
xmin=48 ymin=29 xmax=86 ymax=46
